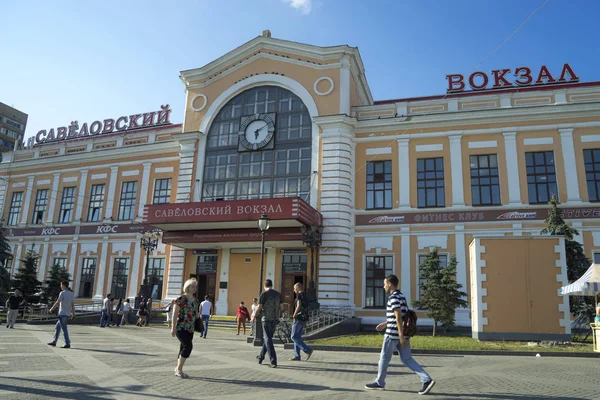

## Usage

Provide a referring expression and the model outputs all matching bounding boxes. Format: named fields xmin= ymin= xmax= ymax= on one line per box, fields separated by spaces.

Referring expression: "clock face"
xmin=238 ymin=113 xmax=276 ymax=151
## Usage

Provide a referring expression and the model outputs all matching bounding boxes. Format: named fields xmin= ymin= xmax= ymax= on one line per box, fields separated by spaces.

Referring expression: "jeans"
xmin=53 ymin=315 xmax=71 ymax=346
xmin=376 ymin=335 xmax=431 ymax=387
xmin=291 ymin=320 xmax=312 ymax=358
xmin=120 ymin=311 xmax=129 ymax=326
xmin=100 ymin=309 xmax=110 ymax=327
xmin=201 ymin=315 xmax=210 ymax=337
xmin=7 ymin=309 xmax=18 ymax=328
xmin=258 ymin=320 xmax=278 ymax=365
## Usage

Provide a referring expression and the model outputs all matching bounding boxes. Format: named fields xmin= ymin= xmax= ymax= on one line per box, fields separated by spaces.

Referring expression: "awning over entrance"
xmin=143 ymin=197 xmax=322 ymax=247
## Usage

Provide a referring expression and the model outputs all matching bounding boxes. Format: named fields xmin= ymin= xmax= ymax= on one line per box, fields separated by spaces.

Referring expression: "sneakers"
xmin=47 ymin=342 xmax=56 ymax=347
xmin=418 ymin=380 xmax=435 ymax=395
xmin=256 ymin=355 xmax=263 ymax=365
xmin=62 ymin=344 xmax=71 ymax=349
xmin=269 ymin=364 xmax=277 ymax=368
xmin=365 ymin=382 xmax=385 ymax=390
xmin=175 ymin=370 xmax=188 ymax=378
xmin=305 ymin=349 xmax=314 ymax=361
xmin=289 ymin=357 xmax=301 ymax=361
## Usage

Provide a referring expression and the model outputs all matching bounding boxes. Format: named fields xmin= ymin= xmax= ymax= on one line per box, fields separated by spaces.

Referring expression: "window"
xmin=470 ymin=154 xmax=501 ymax=206
xmin=32 ymin=189 xmax=48 ymax=224
xmin=117 ymin=181 xmax=137 ymax=220
xmin=584 ymin=149 xmax=600 ymax=202
xmin=79 ymin=258 xmax=97 ymax=298
xmin=196 ymin=255 xmax=218 ymax=274
xmin=593 ymin=253 xmax=600 ymax=264
xmin=417 ymin=157 xmax=445 ymax=208
xmin=3 ymin=117 xmax=24 ymax=130
xmin=148 ymin=258 xmax=165 ymax=300
xmin=53 ymin=258 xmax=67 ymax=269
xmin=526 ymin=151 xmax=557 ymax=204
xmin=7 ymin=192 xmax=23 ymax=226
xmin=282 ymin=254 xmax=308 ymax=273
xmin=417 ymin=253 xmax=448 ymax=301
xmin=58 ymin=187 xmax=76 ymax=223
xmin=153 ymin=178 xmax=171 ymax=204
xmin=202 ymin=86 xmax=312 ymax=202
xmin=111 ymin=258 xmax=129 ymax=299
xmin=87 ymin=184 xmax=105 ymax=222
xmin=365 ymin=255 xmax=394 ymax=308
xmin=366 ymin=161 xmax=393 ymax=209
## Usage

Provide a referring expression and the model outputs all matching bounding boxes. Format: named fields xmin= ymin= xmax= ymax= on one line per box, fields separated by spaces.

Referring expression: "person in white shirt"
xmin=47 ymin=281 xmax=75 ymax=348
xmin=100 ymin=294 xmax=113 ymax=328
xmin=120 ymin=299 xmax=132 ymax=326
xmin=199 ymin=295 xmax=214 ymax=338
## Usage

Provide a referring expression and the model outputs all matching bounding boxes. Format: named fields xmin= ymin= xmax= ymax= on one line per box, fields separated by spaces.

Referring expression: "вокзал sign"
xmin=446 ymin=63 xmax=579 ymax=93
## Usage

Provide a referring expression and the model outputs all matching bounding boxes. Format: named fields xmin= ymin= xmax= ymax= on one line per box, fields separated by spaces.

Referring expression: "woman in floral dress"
xmin=171 ymin=278 xmax=200 ymax=378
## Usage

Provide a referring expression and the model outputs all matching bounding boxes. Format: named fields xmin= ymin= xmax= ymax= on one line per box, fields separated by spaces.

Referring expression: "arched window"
xmin=202 ymin=86 xmax=312 ymax=201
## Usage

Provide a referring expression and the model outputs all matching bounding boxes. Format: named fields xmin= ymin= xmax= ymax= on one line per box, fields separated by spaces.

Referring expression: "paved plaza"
xmin=0 ymin=323 xmax=599 ymax=400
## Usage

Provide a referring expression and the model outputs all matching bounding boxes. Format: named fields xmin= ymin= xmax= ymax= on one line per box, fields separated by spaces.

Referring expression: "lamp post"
xmin=137 ymin=229 xmax=161 ymax=308
xmin=301 ymin=224 xmax=323 ymax=309
xmin=253 ymin=213 xmax=270 ymax=346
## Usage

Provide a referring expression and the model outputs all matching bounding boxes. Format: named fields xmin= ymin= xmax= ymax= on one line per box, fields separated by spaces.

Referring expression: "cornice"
xmin=179 ymin=35 xmax=373 ymax=106
xmin=180 ymin=36 xmax=356 ymax=84
xmin=0 ymin=142 xmax=181 ymax=173
xmin=313 ymin=114 xmax=359 ymax=131
xmin=353 ymin=102 xmax=600 ymax=133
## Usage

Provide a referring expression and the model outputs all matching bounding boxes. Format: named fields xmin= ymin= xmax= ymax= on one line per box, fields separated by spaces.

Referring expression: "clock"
xmin=238 ymin=113 xmax=276 ymax=151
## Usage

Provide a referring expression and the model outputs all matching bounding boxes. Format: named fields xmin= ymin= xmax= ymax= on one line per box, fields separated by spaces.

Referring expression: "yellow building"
xmin=2 ymin=31 xmax=599 ymax=326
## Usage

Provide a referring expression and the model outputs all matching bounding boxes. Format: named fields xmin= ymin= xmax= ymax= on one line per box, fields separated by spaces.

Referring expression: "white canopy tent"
xmin=560 ymin=263 xmax=600 ymax=297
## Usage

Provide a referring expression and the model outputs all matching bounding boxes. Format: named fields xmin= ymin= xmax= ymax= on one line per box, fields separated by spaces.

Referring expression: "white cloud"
xmin=284 ymin=0 xmax=312 ymax=14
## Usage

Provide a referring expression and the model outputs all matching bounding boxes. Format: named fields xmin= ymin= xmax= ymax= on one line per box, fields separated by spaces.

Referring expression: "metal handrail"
xmin=304 ymin=306 xmax=354 ymax=334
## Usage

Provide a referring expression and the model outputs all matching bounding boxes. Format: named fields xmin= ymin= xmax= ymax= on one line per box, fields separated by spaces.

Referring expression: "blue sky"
xmin=2 ymin=0 xmax=599 ymax=141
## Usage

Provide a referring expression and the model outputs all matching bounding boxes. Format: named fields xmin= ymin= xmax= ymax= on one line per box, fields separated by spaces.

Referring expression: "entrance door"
xmin=196 ymin=274 xmax=216 ymax=302
xmin=282 ymin=274 xmax=305 ymax=316
xmin=281 ymin=251 xmax=308 ymax=315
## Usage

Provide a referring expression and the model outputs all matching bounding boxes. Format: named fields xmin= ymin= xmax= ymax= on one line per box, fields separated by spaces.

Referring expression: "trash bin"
xmin=592 ymin=324 xmax=600 ymax=353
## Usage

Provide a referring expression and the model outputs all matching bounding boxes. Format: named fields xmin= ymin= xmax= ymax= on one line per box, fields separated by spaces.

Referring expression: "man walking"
xmin=365 ymin=274 xmax=435 ymax=395
xmin=289 ymin=283 xmax=313 ymax=361
xmin=47 ymin=280 xmax=75 ymax=349
xmin=251 ymin=279 xmax=281 ymax=368
xmin=5 ymin=290 xmax=26 ymax=329
xmin=199 ymin=295 xmax=213 ymax=338
xmin=100 ymin=294 xmax=112 ymax=327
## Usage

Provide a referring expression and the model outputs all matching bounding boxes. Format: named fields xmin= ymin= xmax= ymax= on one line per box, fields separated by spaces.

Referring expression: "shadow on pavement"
xmin=72 ymin=348 xmax=159 ymax=357
xmin=194 ymin=377 xmax=362 ymax=393
xmin=0 ymin=377 xmax=193 ymax=400
xmin=395 ymin=391 xmax=586 ymax=400
xmin=280 ymin=365 xmax=411 ymax=376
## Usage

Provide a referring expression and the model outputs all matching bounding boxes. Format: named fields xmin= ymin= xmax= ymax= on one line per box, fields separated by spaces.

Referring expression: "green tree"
xmin=41 ymin=262 xmax=71 ymax=304
xmin=0 ymin=225 xmax=11 ymax=305
xmin=540 ymin=195 xmax=594 ymax=321
xmin=413 ymin=248 xmax=468 ymax=336
xmin=11 ymin=248 xmax=42 ymax=304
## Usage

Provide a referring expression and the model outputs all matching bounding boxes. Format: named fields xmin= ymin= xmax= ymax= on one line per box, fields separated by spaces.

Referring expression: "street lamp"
xmin=137 ymin=229 xmax=161 ymax=306
xmin=301 ymin=224 xmax=323 ymax=309
xmin=253 ymin=213 xmax=270 ymax=346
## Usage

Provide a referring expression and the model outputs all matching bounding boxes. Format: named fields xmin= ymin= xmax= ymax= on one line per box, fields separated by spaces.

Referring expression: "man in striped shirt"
xmin=365 ymin=274 xmax=435 ymax=395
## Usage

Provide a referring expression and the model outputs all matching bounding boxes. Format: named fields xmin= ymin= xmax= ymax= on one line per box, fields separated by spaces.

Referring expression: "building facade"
xmin=0 ymin=102 xmax=28 ymax=154
xmin=2 ymin=31 xmax=600 ymax=324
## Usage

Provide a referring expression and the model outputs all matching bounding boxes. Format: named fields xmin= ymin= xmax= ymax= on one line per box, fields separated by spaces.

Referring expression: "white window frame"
xmin=362 ymin=253 xmax=395 ymax=309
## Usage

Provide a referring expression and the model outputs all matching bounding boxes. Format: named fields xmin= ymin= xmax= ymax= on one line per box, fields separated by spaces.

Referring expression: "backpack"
xmin=402 ymin=310 xmax=418 ymax=337
xmin=295 ymin=296 xmax=310 ymax=322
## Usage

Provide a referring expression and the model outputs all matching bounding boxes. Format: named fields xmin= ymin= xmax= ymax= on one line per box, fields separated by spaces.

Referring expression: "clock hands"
xmin=253 ymin=123 xmax=268 ymax=140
